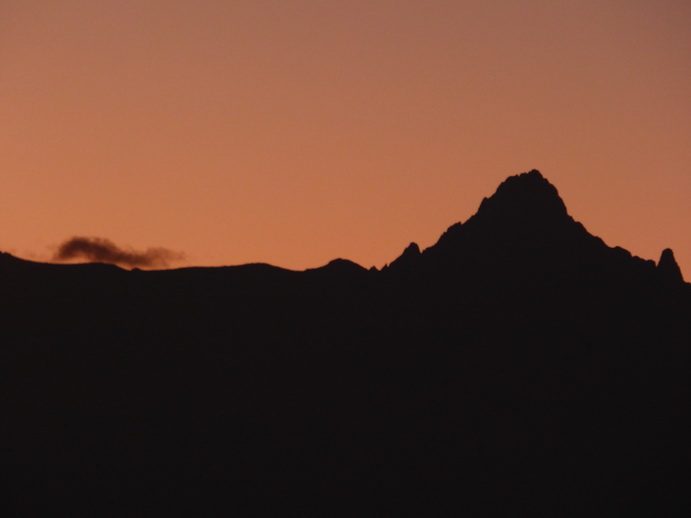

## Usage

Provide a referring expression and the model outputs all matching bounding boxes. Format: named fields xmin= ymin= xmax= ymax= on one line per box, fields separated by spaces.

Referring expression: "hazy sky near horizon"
xmin=1 ymin=1 xmax=690 ymax=275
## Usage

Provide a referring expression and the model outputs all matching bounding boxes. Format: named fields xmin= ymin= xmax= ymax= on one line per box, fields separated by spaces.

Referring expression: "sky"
xmin=1 ymin=1 xmax=690 ymax=276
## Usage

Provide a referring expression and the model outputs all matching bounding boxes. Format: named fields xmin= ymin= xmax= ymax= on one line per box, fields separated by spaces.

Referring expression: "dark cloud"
xmin=53 ymin=236 xmax=184 ymax=268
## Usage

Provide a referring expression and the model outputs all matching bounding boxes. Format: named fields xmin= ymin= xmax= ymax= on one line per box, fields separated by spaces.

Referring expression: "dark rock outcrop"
xmin=658 ymin=248 xmax=684 ymax=283
xmin=386 ymin=241 xmax=421 ymax=271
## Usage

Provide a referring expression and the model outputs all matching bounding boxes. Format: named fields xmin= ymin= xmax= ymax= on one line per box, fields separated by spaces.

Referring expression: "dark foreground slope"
xmin=3 ymin=171 xmax=690 ymax=516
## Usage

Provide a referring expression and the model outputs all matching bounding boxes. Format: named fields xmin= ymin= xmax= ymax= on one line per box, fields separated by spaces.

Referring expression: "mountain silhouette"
xmin=658 ymin=247 xmax=684 ymax=283
xmin=389 ymin=170 xmax=659 ymax=281
xmin=2 ymin=170 xmax=690 ymax=516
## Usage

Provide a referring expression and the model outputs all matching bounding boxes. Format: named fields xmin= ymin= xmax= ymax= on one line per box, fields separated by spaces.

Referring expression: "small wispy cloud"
xmin=53 ymin=236 xmax=185 ymax=268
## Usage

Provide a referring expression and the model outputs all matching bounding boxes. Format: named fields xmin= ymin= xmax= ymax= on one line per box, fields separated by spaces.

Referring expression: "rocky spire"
xmin=657 ymin=248 xmax=684 ymax=283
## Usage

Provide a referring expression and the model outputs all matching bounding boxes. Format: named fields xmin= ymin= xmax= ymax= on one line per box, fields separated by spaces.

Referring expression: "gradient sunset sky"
xmin=2 ymin=1 xmax=689 ymax=275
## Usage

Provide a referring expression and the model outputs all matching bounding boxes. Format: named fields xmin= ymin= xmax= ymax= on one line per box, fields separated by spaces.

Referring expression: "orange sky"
xmin=1 ymin=1 xmax=689 ymax=276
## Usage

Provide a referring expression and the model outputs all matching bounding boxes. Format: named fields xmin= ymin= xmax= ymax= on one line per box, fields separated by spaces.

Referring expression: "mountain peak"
xmin=423 ymin=170 xmax=609 ymax=274
xmin=386 ymin=242 xmax=422 ymax=271
xmin=658 ymin=248 xmax=684 ymax=283
xmin=476 ymin=169 xmax=568 ymax=222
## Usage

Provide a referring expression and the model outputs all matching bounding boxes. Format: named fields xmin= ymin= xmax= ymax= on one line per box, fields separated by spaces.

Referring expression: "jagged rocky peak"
xmin=401 ymin=242 xmax=421 ymax=257
xmin=428 ymin=169 xmax=600 ymax=263
xmin=658 ymin=248 xmax=684 ymax=283
xmin=387 ymin=242 xmax=422 ymax=271
xmin=476 ymin=169 xmax=569 ymax=223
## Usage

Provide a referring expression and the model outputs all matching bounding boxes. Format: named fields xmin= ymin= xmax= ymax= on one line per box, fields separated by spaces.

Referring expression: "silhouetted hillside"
xmin=2 ymin=171 xmax=690 ymax=516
